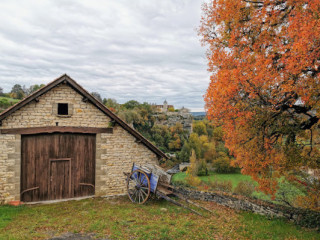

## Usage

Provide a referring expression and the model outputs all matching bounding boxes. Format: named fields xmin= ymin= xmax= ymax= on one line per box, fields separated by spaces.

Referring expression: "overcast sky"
xmin=0 ymin=0 xmax=209 ymax=111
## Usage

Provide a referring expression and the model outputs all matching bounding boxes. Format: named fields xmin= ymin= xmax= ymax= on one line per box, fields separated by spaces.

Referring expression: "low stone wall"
xmin=174 ymin=187 xmax=320 ymax=230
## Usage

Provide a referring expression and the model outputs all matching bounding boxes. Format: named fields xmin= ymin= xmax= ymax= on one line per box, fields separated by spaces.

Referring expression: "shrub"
xmin=208 ymin=179 xmax=232 ymax=192
xmin=212 ymin=154 xmax=237 ymax=173
xmin=186 ymin=175 xmax=202 ymax=187
xmin=274 ymin=180 xmax=303 ymax=207
xmin=198 ymin=184 xmax=210 ymax=191
xmin=187 ymin=149 xmax=198 ymax=176
xmin=197 ymin=160 xmax=208 ymax=176
xmin=295 ymin=191 xmax=320 ymax=211
xmin=187 ymin=148 xmax=209 ymax=176
xmin=186 ymin=150 xmax=202 ymax=187
xmin=164 ymin=158 xmax=178 ymax=169
xmin=0 ymin=98 xmax=9 ymax=109
xmin=234 ymin=180 xmax=255 ymax=197
xmin=193 ymin=121 xmax=207 ymax=136
xmin=172 ymin=180 xmax=191 ymax=188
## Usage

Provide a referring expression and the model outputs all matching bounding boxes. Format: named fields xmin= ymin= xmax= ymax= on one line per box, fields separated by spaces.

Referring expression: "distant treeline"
xmin=0 ymin=84 xmax=45 ymax=100
xmin=0 ymin=84 xmax=46 ymax=112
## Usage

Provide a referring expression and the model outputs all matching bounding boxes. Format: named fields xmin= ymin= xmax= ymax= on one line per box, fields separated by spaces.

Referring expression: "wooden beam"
xmin=0 ymin=126 xmax=113 ymax=135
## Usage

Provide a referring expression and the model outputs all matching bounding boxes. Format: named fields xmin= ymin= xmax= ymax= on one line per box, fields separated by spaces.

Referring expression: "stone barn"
xmin=0 ymin=74 xmax=167 ymax=203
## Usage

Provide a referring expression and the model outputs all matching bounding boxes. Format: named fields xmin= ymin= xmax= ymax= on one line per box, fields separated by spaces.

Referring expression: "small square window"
xmin=58 ymin=103 xmax=68 ymax=115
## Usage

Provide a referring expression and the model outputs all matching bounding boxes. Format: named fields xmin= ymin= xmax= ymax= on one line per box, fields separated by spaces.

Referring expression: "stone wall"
xmin=95 ymin=125 xmax=158 ymax=196
xmin=154 ymin=111 xmax=193 ymax=133
xmin=175 ymin=187 xmax=320 ymax=230
xmin=0 ymin=134 xmax=20 ymax=203
xmin=0 ymin=83 xmax=160 ymax=202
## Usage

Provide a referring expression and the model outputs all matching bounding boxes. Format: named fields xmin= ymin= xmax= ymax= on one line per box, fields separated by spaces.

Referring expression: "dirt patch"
xmin=49 ymin=232 xmax=109 ymax=240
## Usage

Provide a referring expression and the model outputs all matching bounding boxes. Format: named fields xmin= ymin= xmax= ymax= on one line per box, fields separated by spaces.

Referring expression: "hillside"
xmin=0 ymin=97 xmax=19 ymax=113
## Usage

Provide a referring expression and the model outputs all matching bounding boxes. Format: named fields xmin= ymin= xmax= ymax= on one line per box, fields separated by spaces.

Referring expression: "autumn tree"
xmin=168 ymin=133 xmax=182 ymax=151
xmin=103 ymin=98 xmax=120 ymax=112
xmin=186 ymin=149 xmax=202 ymax=185
xmin=122 ymin=100 xmax=140 ymax=109
xmin=10 ymin=84 xmax=25 ymax=99
xmin=193 ymin=121 xmax=208 ymax=136
xmin=200 ymin=0 xmax=320 ymax=197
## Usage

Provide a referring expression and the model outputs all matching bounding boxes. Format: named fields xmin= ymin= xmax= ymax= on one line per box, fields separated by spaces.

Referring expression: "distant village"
xmin=152 ymin=100 xmax=193 ymax=133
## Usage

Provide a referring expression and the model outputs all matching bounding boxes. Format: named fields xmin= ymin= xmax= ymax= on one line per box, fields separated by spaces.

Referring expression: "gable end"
xmin=0 ymin=74 xmax=167 ymax=159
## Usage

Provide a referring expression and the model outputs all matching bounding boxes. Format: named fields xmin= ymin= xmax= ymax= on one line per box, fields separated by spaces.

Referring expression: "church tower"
xmin=163 ymin=100 xmax=168 ymax=112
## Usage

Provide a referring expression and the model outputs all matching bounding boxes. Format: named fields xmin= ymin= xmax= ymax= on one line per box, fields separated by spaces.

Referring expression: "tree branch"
xmin=242 ymin=0 xmax=264 ymax=4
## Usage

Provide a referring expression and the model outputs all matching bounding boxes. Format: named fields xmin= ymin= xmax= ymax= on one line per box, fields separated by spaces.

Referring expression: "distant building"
xmin=179 ymin=106 xmax=189 ymax=113
xmin=155 ymin=100 xmax=174 ymax=112
xmin=152 ymin=101 xmax=193 ymax=133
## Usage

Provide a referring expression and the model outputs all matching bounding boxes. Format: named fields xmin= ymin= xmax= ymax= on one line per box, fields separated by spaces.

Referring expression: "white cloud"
xmin=0 ymin=0 xmax=209 ymax=111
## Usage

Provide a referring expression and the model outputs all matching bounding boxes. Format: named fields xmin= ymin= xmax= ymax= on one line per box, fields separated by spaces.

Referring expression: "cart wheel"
xmin=127 ymin=169 xmax=151 ymax=204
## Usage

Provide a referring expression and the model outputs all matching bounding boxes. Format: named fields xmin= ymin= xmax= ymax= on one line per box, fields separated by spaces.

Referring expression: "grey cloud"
xmin=0 ymin=0 xmax=210 ymax=111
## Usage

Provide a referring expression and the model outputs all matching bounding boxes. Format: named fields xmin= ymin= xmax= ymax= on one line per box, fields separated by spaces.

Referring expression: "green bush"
xmin=208 ymin=179 xmax=232 ymax=192
xmin=0 ymin=98 xmax=9 ymax=108
xmin=234 ymin=180 xmax=255 ymax=197
xmin=275 ymin=180 xmax=304 ymax=207
xmin=172 ymin=180 xmax=191 ymax=188
xmin=212 ymin=154 xmax=237 ymax=173
xmin=197 ymin=160 xmax=208 ymax=176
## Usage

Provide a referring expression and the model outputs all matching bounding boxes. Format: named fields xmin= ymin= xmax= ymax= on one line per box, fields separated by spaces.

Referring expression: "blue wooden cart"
xmin=125 ymin=163 xmax=173 ymax=204
xmin=124 ymin=163 xmax=210 ymax=215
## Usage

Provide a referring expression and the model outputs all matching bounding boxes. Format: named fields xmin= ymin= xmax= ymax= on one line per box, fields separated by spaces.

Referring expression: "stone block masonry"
xmin=0 ymin=134 xmax=20 ymax=203
xmin=95 ymin=126 xmax=158 ymax=196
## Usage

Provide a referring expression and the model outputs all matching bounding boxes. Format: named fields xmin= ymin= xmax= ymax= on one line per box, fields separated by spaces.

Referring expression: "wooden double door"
xmin=21 ymin=133 xmax=96 ymax=202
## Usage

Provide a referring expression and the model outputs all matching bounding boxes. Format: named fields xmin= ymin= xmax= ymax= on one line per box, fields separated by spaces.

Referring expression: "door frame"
xmin=21 ymin=133 xmax=96 ymax=202
xmin=48 ymin=158 xmax=72 ymax=199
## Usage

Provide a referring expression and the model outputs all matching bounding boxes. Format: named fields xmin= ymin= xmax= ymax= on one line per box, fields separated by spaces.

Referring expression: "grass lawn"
xmin=172 ymin=171 xmax=253 ymax=188
xmin=0 ymin=197 xmax=319 ymax=240
xmin=0 ymin=97 xmax=20 ymax=112
xmin=172 ymin=172 xmax=304 ymax=202
xmin=0 ymin=96 xmax=20 ymax=103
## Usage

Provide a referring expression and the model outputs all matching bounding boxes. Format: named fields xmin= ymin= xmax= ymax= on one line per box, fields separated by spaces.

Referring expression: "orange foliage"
xmin=200 ymin=0 xmax=320 ymax=195
xmin=295 ymin=193 xmax=320 ymax=212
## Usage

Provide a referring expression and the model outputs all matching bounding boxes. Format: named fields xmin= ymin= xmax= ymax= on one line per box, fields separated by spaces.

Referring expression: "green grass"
xmin=238 ymin=212 xmax=319 ymax=240
xmin=173 ymin=171 xmax=253 ymax=189
xmin=172 ymin=171 xmax=304 ymax=203
xmin=0 ymin=96 xmax=20 ymax=112
xmin=0 ymin=197 xmax=319 ymax=240
xmin=0 ymin=96 xmax=20 ymax=103
xmin=0 ymin=205 xmax=25 ymax=229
